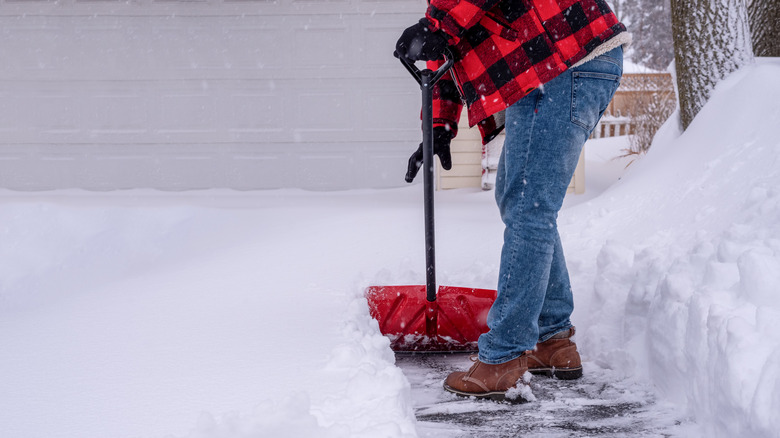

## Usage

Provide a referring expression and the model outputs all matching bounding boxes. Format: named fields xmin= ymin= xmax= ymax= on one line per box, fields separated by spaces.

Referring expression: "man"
xmin=396 ymin=0 xmax=630 ymax=401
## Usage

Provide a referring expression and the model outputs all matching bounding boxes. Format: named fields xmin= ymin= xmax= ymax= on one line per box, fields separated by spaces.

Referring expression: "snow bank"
xmin=567 ymin=59 xmax=780 ymax=437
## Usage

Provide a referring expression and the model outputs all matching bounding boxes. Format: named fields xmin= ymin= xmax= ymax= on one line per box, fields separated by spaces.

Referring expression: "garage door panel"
xmin=222 ymin=26 xmax=285 ymax=71
xmin=360 ymin=86 xmax=419 ymax=133
xmin=361 ymin=141 xmax=415 ymax=188
xmin=155 ymin=155 xmax=224 ymax=190
xmin=3 ymin=25 xmax=65 ymax=74
xmin=222 ymin=144 xmax=293 ymax=190
xmin=76 ymin=27 xmax=133 ymax=73
xmin=297 ymin=151 xmax=356 ymax=189
xmin=361 ymin=18 xmax=413 ymax=67
xmin=31 ymin=94 xmax=81 ymax=134
xmin=295 ymin=89 xmax=352 ymax=131
xmin=293 ymin=25 xmax=351 ymax=69
xmin=85 ymin=93 xmax=151 ymax=138
xmin=157 ymin=93 xmax=219 ymax=136
xmin=228 ymin=92 xmax=285 ymax=134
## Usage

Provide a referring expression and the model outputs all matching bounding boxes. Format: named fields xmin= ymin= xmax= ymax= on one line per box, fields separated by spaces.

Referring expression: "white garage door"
xmin=0 ymin=0 xmax=428 ymax=190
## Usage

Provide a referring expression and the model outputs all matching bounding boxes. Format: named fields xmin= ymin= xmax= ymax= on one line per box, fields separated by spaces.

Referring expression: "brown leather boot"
xmin=526 ymin=327 xmax=583 ymax=380
xmin=443 ymin=354 xmax=532 ymax=402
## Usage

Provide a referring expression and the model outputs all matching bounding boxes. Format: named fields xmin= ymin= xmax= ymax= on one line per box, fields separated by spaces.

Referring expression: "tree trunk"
xmin=671 ymin=0 xmax=753 ymax=130
xmin=747 ymin=0 xmax=780 ymax=57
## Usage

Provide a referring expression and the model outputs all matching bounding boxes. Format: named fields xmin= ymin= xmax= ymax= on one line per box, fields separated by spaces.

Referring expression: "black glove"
xmin=395 ymin=18 xmax=449 ymax=62
xmin=405 ymin=126 xmax=454 ymax=183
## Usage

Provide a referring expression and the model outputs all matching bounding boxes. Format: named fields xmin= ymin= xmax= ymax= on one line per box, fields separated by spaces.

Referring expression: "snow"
xmin=504 ymin=372 xmax=536 ymax=402
xmin=1 ymin=58 xmax=779 ymax=437
xmin=0 ymin=192 xmax=417 ymax=438
xmin=622 ymin=59 xmax=664 ymax=74
xmin=570 ymin=58 xmax=780 ymax=437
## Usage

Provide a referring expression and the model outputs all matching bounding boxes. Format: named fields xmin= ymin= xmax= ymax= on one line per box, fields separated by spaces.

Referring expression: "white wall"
xmin=0 ymin=0 xmax=428 ymax=190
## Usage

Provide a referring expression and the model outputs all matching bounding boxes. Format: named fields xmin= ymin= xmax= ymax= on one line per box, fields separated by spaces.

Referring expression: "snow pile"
xmin=569 ymin=59 xmax=780 ymax=437
xmin=183 ymin=295 xmax=415 ymax=438
xmin=504 ymin=372 xmax=537 ymax=402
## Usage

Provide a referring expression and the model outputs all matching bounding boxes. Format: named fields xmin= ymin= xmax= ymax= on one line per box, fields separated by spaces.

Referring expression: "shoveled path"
xmin=397 ymin=354 xmax=700 ymax=438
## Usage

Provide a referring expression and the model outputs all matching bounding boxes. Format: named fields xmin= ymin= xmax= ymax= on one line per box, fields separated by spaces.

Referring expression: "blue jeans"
xmin=478 ymin=46 xmax=623 ymax=364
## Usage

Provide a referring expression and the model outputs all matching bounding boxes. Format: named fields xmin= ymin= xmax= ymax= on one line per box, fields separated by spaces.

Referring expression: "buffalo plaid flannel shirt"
xmin=424 ymin=0 xmax=626 ymax=144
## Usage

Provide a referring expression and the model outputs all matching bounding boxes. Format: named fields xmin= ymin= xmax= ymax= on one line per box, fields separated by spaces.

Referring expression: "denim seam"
xmin=571 ymin=74 xmax=582 ymax=130
xmin=593 ymin=55 xmax=622 ymax=69
xmin=570 ymin=73 xmax=620 ymax=131
xmin=573 ymin=71 xmax=620 ymax=81
xmin=481 ymin=98 xmax=536 ymax=364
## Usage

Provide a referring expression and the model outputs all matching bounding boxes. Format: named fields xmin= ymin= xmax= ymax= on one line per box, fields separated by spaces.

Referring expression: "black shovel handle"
xmin=396 ymin=49 xmax=455 ymax=302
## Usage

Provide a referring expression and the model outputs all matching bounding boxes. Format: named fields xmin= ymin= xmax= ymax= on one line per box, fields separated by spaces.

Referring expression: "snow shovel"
xmin=365 ymin=51 xmax=497 ymax=353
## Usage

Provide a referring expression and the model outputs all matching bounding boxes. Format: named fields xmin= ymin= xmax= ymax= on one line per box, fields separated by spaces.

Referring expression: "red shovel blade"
xmin=365 ymin=285 xmax=497 ymax=352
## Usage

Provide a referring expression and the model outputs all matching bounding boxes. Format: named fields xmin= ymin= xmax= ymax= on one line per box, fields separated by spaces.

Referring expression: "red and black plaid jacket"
xmin=425 ymin=0 xmax=626 ymax=143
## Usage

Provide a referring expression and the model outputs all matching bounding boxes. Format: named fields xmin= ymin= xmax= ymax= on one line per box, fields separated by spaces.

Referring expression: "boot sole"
xmin=443 ymin=384 xmax=529 ymax=403
xmin=528 ymin=366 xmax=583 ymax=380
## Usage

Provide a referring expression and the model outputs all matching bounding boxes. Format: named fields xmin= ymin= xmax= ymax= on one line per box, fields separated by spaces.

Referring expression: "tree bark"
xmin=747 ymin=0 xmax=780 ymax=57
xmin=671 ymin=0 xmax=753 ymax=130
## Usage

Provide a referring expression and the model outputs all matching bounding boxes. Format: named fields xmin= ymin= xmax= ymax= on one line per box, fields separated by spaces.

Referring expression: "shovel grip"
xmin=395 ymin=49 xmax=455 ymax=88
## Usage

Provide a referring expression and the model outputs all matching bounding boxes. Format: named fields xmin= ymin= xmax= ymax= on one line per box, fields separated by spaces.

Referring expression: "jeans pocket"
xmin=570 ymin=71 xmax=621 ymax=132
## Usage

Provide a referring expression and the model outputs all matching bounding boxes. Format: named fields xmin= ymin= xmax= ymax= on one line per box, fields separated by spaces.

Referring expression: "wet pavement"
xmin=397 ymin=354 xmax=699 ymax=438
